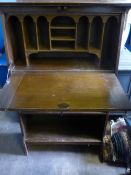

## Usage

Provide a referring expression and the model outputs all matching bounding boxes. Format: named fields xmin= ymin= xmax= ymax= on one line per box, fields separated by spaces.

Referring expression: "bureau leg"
xmin=18 ymin=113 xmax=28 ymax=155
xmin=23 ymin=138 xmax=28 ymax=156
xmin=101 ymin=113 xmax=110 ymax=162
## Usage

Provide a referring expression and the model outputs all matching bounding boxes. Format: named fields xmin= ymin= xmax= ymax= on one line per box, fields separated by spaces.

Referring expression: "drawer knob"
xmin=58 ymin=103 xmax=69 ymax=109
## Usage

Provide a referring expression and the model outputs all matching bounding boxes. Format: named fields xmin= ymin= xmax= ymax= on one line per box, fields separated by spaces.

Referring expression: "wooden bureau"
xmin=0 ymin=0 xmax=131 ymax=155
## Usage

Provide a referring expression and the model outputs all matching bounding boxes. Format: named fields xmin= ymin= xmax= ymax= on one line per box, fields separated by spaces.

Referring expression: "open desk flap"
xmin=0 ymin=71 xmax=131 ymax=112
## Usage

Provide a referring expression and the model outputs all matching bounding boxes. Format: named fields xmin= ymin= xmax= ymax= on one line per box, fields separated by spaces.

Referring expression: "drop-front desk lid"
xmin=0 ymin=71 xmax=130 ymax=112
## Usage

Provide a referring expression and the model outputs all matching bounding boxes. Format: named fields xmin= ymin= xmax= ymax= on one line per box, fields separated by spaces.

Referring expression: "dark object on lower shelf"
xmin=111 ymin=131 xmax=131 ymax=174
xmin=106 ymin=117 xmax=131 ymax=174
xmin=111 ymin=132 xmax=129 ymax=162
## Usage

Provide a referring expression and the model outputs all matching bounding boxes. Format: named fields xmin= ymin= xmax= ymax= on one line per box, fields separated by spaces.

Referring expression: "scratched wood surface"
xmin=0 ymin=71 xmax=130 ymax=112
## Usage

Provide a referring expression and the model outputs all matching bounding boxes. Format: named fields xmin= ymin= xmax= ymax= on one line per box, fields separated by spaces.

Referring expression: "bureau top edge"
xmin=0 ymin=0 xmax=131 ymax=7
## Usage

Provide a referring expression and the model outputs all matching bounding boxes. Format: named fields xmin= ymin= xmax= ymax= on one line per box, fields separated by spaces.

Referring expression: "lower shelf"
xmin=28 ymin=52 xmax=99 ymax=70
xmin=21 ymin=113 xmax=105 ymax=145
xmin=26 ymin=127 xmax=101 ymax=145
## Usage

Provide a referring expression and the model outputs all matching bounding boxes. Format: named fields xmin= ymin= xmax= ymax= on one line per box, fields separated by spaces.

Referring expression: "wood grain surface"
xmin=0 ymin=71 xmax=130 ymax=112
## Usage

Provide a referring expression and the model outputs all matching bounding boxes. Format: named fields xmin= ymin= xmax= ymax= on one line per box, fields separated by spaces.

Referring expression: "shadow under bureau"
xmin=0 ymin=0 xmax=131 ymax=156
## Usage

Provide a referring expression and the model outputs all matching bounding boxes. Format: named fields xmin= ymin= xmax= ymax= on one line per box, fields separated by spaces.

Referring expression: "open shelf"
xmin=77 ymin=16 xmax=89 ymax=49
xmin=51 ymin=36 xmax=75 ymax=41
xmin=89 ymin=16 xmax=103 ymax=49
xmin=37 ymin=16 xmax=50 ymax=50
xmin=101 ymin=16 xmax=119 ymax=70
xmin=23 ymin=16 xmax=37 ymax=50
xmin=50 ymin=26 xmax=76 ymax=29
xmin=51 ymin=40 xmax=75 ymax=50
xmin=8 ymin=16 xmax=26 ymax=66
xmin=22 ymin=113 xmax=106 ymax=145
xmin=28 ymin=52 xmax=99 ymax=69
xmin=50 ymin=16 xmax=76 ymax=50
xmin=51 ymin=28 xmax=76 ymax=40
xmin=51 ymin=16 xmax=75 ymax=27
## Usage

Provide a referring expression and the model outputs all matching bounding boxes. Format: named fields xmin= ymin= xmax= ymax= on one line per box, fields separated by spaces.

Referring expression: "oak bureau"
xmin=0 ymin=0 xmax=131 ymax=156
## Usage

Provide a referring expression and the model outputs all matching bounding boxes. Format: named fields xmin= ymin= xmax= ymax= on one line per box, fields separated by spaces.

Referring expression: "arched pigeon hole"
xmin=77 ymin=16 xmax=89 ymax=49
xmin=51 ymin=16 xmax=75 ymax=27
xmin=90 ymin=16 xmax=103 ymax=49
xmin=101 ymin=16 xmax=119 ymax=70
xmin=23 ymin=16 xmax=37 ymax=49
xmin=37 ymin=16 xmax=50 ymax=49
xmin=8 ymin=16 xmax=26 ymax=66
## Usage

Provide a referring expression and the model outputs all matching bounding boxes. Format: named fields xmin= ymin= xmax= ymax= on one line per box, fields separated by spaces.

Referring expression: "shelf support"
xmin=19 ymin=113 xmax=28 ymax=155
xmin=19 ymin=17 xmax=29 ymax=66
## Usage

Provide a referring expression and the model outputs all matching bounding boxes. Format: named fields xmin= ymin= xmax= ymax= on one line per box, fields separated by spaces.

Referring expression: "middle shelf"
xmin=51 ymin=36 xmax=75 ymax=41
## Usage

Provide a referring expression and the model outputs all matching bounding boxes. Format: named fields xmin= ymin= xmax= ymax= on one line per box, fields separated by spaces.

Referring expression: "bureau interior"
xmin=7 ymin=14 xmax=120 ymax=71
xmin=21 ymin=113 xmax=106 ymax=144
